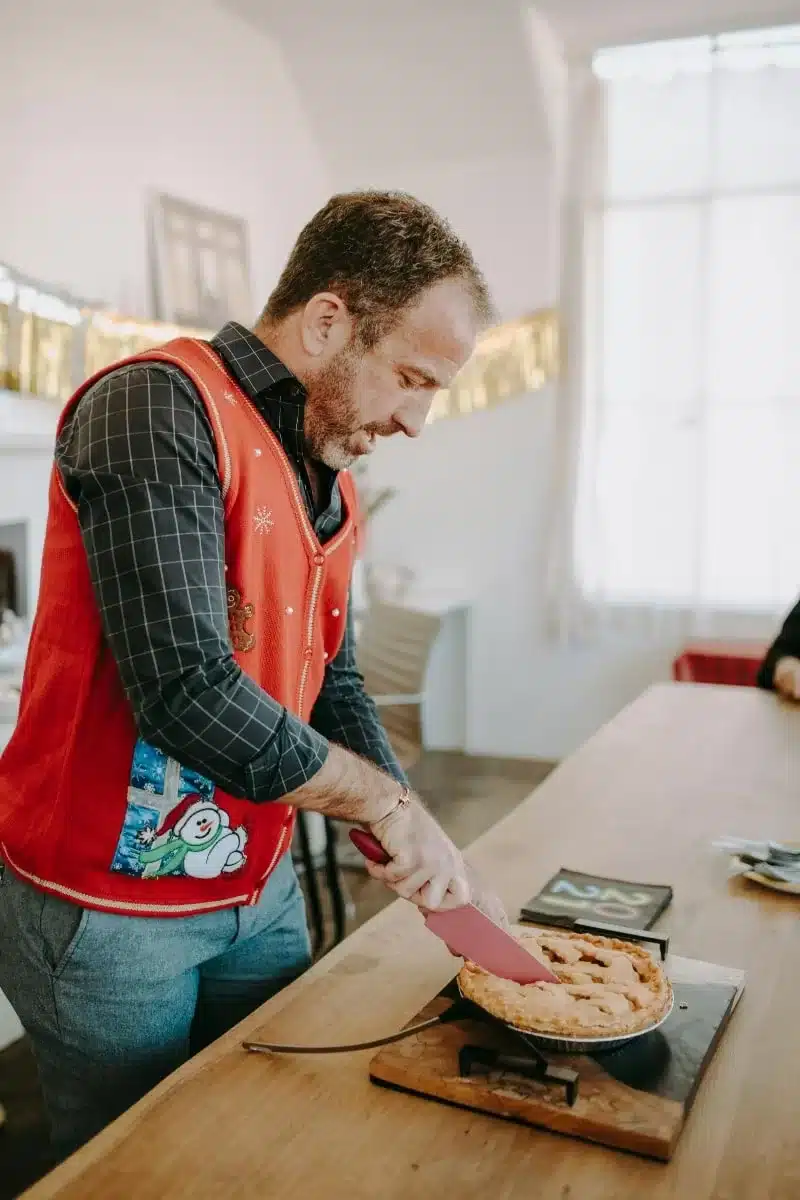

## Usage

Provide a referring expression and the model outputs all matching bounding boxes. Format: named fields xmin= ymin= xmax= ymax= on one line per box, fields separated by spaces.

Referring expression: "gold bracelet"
xmin=381 ymin=784 xmax=411 ymax=820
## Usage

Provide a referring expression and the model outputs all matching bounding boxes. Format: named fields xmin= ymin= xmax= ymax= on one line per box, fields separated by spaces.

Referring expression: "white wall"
xmin=364 ymin=385 xmax=676 ymax=760
xmin=0 ymin=448 xmax=54 ymax=618
xmin=334 ymin=149 xmax=557 ymax=323
xmin=0 ymin=392 xmax=61 ymax=613
xmin=0 ymin=0 xmax=330 ymax=316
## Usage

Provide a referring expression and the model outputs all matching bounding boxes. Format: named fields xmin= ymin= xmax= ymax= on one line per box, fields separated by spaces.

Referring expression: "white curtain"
xmin=549 ymin=28 xmax=800 ymax=643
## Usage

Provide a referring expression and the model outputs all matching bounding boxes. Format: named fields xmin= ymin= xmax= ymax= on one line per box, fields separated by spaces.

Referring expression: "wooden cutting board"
xmin=370 ymin=955 xmax=745 ymax=1161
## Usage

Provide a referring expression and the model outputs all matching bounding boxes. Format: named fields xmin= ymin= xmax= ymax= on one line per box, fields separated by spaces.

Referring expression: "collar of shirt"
xmin=210 ymin=321 xmax=340 ymax=531
xmin=211 ymin=321 xmax=307 ymax=465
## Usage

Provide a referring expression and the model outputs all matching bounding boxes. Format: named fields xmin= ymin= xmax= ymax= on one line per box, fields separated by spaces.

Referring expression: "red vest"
xmin=0 ymin=339 xmax=358 ymax=917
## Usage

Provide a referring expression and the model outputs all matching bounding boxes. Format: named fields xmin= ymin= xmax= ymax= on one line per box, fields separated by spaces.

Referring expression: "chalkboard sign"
xmin=520 ymin=867 xmax=672 ymax=930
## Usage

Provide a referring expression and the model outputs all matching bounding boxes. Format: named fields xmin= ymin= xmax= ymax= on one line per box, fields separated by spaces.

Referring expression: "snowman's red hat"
xmin=156 ymin=793 xmax=204 ymax=836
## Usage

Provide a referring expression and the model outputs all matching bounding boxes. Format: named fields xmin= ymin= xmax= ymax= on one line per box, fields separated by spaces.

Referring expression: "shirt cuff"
xmin=243 ymin=709 xmax=330 ymax=802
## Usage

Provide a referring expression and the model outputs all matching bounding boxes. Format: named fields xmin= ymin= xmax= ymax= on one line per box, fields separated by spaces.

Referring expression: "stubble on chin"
xmin=303 ymin=354 xmax=361 ymax=470
xmin=318 ymin=439 xmax=358 ymax=471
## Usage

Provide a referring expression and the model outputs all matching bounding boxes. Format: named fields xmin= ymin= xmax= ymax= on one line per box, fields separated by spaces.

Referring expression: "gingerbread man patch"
xmin=227 ymin=586 xmax=256 ymax=652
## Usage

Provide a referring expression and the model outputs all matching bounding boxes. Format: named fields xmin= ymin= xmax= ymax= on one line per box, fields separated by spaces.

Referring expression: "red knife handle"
xmin=349 ymin=828 xmax=390 ymax=865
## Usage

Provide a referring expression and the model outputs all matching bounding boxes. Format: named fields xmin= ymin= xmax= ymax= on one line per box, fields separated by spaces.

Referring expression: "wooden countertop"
xmin=24 ymin=684 xmax=800 ymax=1200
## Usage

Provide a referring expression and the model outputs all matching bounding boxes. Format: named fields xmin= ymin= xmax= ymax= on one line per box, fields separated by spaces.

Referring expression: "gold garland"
xmin=428 ymin=308 xmax=561 ymax=424
xmin=0 ymin=262 xmax=560 ymax=421
xmin=0 ymin=303 xmax=13 ymax=391
xmin=84 ymin=312 xmax=211 ymax=379
xmin=0 ymin=262 xmax=213 ymax=404
xmin=18 ymin=313 xmax=76 ymax=402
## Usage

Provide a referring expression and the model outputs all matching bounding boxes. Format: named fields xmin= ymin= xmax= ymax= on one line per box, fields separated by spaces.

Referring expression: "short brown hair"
xmin=263 ymin=190 xmax=491 ymax=345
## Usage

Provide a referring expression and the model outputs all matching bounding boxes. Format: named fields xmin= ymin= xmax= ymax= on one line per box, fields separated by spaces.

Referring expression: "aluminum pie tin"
xmin=457 ymin=978 xmax=675 ymax=1055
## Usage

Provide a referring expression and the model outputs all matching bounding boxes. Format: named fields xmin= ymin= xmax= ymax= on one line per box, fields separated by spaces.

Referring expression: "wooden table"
xmin=25 ymin=684 xmax=800 ymax=1200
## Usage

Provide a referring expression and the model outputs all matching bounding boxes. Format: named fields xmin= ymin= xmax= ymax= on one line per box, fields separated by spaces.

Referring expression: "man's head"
xmin=256 ymin=191 xmax=491 ymax=469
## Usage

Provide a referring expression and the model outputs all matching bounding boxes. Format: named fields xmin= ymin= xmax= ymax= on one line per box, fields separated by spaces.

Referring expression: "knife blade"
xmin=348 ymin=829 xmax=560 ymax=985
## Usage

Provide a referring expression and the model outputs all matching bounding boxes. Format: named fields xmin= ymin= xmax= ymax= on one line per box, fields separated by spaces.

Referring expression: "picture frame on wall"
xmin=150 ymin=193 xmax=253 ymax=330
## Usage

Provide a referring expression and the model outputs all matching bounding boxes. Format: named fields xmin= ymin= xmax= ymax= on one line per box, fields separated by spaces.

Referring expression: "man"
xmin=0 ymin=191 xmax=504 ymax=1159
xmin=757 ymin=597 xmax=800 ymax=700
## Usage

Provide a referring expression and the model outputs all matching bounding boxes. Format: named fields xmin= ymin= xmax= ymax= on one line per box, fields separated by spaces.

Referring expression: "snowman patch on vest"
xmin=136 ymin=798 xmax=248 ymax=880
xmin=111 ymin=740 xmax=250 ymax=880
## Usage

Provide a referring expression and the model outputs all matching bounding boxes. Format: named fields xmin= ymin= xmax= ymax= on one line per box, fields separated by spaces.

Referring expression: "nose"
xmin=392 ymin=398 xmax=431 ymax=439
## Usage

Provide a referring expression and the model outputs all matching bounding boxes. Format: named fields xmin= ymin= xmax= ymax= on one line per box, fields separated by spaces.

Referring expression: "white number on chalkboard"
xmin=550 ymin=881 xmax=601 ymax=900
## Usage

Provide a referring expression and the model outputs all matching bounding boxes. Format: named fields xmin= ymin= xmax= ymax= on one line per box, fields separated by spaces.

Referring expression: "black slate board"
xmin=592 ymin=980 xmax=738 ymax=1106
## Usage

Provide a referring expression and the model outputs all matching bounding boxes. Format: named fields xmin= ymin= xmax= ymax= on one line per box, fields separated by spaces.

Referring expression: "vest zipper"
xmin=248 ymin=817 xmax=292 ymax=906
xmin=296 ymin=561 xmax=325 ymax=718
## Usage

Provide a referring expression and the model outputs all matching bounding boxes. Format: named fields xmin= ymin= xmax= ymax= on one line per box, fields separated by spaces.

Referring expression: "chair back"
xmin=356 ymin=602 xmax=441 ymax=769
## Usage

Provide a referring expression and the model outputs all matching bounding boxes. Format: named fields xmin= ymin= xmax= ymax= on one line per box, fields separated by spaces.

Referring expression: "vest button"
xmin=324 ymin=651 xmax=329 ymax=661
xmin=331 ymin=608 xmax=340 ymax=618
xmin=304 ymin=647 xmax=313 ymax=660
xmin=285 ymin=606 xmax=294 ymax=615
xmin=313 ymin=553 xmax=324 ymax=567
xmin=254 ymin=448 xmax=262 ymax=458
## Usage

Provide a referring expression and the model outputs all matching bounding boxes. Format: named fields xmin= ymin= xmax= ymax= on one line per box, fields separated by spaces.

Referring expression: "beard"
xmin=303 ymin=347 xmax=364 ymax=470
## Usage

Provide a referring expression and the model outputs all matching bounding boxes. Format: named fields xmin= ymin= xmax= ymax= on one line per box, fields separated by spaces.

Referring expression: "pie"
xmin=457 ymin=926 xmax=672 ymax=1040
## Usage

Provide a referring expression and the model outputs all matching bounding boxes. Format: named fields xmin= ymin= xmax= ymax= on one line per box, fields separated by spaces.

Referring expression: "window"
xmin=575 ymin=27 xmax=800 ymax=615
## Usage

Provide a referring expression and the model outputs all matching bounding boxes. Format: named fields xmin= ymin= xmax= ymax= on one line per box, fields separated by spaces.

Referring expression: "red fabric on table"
xmin=672 ymin=641 xmax=767 ymax=687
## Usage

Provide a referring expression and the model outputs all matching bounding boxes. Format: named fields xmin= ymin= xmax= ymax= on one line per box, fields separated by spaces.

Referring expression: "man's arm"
xmin=757 ymin=597 xmax=800 ymax=690
xmin=309 ymin=600 xmax=408 ymax=786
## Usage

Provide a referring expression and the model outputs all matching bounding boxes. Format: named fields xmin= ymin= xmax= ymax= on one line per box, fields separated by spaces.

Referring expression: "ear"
xmin=300 ymin=292 xmax=353 ymax=359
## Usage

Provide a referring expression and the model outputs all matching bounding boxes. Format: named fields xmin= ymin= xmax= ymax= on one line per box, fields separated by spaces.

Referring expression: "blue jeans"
xmin=0 ymin=853 xmax=310 ymax=1161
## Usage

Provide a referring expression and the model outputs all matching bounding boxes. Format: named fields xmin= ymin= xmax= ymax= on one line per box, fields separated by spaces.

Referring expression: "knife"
xmin=348 ymin=829 xmax=560 ymax=985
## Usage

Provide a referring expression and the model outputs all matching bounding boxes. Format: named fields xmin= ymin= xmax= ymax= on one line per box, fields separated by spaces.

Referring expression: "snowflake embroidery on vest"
xmin=223 ymin=390 xmax=238 ymax=405
xmin=253 ymin=506 xmax=274 ymax=535
xmin=227 ymin=586 xmax=256 ymax=652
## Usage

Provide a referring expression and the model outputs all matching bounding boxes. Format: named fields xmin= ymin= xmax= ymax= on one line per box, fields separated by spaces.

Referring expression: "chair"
xmin=356 ymin=601 xmax=442 ymax=771
xmin=293 ymin=809 xmax=353 ymax=956
xmin=330 ymin=601 xmax=443 ymax=879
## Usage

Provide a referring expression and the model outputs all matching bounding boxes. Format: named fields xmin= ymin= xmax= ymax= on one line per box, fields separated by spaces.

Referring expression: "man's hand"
xmin=366 ymin=798 xmax=510 ymax=924
xmin=774 ymin=656 xmax=800 ymax=701
xmin=366 ymin=796 xmax=470 ymax=911
xmin=284 ymin=745 xmax=509 ymax=921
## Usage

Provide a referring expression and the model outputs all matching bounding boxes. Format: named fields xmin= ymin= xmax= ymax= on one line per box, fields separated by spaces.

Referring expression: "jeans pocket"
xmin=39 ymin=891 xmax=91 ymax=978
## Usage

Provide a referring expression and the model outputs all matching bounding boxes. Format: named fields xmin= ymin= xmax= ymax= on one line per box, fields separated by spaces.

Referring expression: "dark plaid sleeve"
xmin=55 ymin=362 xmax=330 ymax=801
xmin=757 ymin=597 xmax=800 ymax=689
xmin=309 ymin=599 xmax=407 ymax=785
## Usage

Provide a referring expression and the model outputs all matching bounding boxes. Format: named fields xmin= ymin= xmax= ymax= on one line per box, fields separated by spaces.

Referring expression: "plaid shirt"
xmin=55 ymin=322 xmax=405 ymax=802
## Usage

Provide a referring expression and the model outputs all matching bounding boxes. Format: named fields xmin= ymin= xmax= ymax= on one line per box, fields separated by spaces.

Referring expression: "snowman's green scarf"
xmin=137 ymin=822 xmax=227 ymax=877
